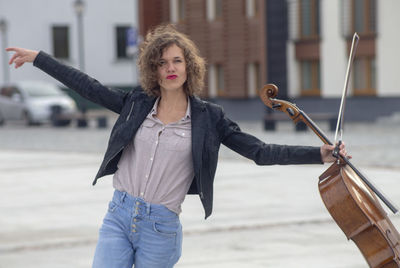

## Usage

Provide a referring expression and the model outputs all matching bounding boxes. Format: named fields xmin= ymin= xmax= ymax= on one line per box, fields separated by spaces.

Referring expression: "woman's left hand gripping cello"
xmin=259 ymin=33 xmax=400 ymax=268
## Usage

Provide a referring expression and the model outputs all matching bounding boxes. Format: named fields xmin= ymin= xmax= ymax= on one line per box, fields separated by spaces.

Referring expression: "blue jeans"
xmin=92 ymin=190 xmax=182 ymax=268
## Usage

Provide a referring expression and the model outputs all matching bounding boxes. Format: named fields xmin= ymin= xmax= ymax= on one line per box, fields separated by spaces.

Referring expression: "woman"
xmin=7 ymin=24 xmax=347 ymax=268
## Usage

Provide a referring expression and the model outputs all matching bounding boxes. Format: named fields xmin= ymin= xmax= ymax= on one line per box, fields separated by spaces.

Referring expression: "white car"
xmin=0 ymin=81 xmax=77 ymax=126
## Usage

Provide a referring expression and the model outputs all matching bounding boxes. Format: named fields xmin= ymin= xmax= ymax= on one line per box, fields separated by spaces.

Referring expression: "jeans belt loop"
xmin=146 ymin=203 xmax=151 ymax=215
xmin=120 ymin=192 xmax=127 ymax=203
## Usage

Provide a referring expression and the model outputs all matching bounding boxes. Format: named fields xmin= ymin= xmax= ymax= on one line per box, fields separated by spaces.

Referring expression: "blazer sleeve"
xmin=216 ymin=108 xmax=323 ymax=165
xmin=33 ymin=51 xmax=127 ymax=114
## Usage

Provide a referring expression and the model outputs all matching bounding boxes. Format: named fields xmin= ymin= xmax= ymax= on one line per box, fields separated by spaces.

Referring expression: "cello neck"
xmin=298 ymin=110 xmax=333 ymax=146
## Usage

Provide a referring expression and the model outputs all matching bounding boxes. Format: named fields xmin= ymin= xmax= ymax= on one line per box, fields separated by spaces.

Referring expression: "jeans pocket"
xmin=108 ymin=201 xmax=117 ymax=213
xmin=153 ymin=220 xmax=179 ymax=237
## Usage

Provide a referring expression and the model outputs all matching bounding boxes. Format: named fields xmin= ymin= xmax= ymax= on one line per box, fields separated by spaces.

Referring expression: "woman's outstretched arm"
xmin=6 ymin=47 xmax=128 ymax=113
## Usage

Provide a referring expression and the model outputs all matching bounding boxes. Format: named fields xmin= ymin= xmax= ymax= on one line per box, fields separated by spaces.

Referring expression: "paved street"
xmin=1 ymin=116 xmax=400 ymax=267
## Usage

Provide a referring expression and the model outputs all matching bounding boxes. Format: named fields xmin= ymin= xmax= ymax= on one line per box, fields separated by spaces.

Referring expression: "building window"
xmin=207 ymin=0 xmax=223 ymax=21
xmin=178 ymin=0 xmax=185 ymax=21
xmin=52 ymin=26 xmax=70 ymax=59
xmin=299 ymin=0 xmax=320 ymax=39
xmin=300 ymin=60 xmax=320 ymax=96
xmin=247 ymin=63 xmax=261 ymax=97
xmin=246 ymin=0 xmax=259 ymax=18
xmin=209 ymin=64 xmax=225 ymax=97
xmin=208 ymin=64 xmax=225 ymax=97
xmin=208 ymin=64 xmax=217 ymax=98
xmin=216 ymin=64 xmax=225 ymax=96
xmin=170 ymin=0 xmax=185 ymax=23
xmin=116 ymin=26 xmax=133 ymax=59
xmin=352 ymin=0 xmax=376 ymax=35
xmin=215 ymin=0 xmax=223 ymax=19
xmin=353 ymin=57 xmax=376 ymax=95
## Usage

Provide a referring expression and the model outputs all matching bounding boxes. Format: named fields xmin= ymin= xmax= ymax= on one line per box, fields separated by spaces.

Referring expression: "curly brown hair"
xmin=137 ymin=24 xmax=206 ymax=97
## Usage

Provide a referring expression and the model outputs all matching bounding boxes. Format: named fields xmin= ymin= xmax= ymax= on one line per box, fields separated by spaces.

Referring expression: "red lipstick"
xmin=167 ymin=75 xmax=177 ymax=80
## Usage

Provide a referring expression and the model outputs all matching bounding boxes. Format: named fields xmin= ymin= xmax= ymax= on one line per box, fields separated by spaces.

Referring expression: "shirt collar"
xmin=150 ymin=96 xmax=191 ymax=121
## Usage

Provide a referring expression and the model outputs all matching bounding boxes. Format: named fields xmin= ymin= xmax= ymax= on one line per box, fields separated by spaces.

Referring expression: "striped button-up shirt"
xmin=113 ymin=97 xmax=194 ymax=214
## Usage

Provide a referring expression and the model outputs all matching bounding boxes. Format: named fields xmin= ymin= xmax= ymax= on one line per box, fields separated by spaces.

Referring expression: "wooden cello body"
xmin=260 ymin=83 xmax=400 ymax=267
xmin=320 ymin=162 xmax=400 ymax=267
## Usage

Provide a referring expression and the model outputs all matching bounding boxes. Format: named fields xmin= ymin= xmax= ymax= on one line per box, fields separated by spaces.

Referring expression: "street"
xmin=1 ymin=117 xmax=400 ymax=267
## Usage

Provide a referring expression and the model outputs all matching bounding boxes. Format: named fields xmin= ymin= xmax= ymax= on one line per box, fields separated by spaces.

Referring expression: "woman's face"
xmin=157 ymin=44 xmax=187 ymax=94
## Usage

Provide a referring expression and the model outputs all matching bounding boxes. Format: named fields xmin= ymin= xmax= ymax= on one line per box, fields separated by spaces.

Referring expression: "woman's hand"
xmin=320 ymin=142 xmax=351 ymax=163
xmin=6 ymin=47 xmax=39 ymax=69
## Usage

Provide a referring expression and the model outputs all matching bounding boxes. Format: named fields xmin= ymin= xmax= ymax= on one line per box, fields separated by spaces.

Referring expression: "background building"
xmin=140 ymin=0 xmax=267 ymax=98
xmin=0 ymin=0 xmax=138 ymax=108
xmin=1 ymin=0 xmax=400 ymax=121
xmin=139 ymin=0 xmax=268 ymax=121
xmin=287 ymin=0 xmax=400 ymax=121
xmin=139 ymin=0 xmax=400 ymax=122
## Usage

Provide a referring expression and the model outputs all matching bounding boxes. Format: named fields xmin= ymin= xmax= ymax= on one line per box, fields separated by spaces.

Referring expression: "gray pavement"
xmin=1 ymin=117 xmax=400 ymax=267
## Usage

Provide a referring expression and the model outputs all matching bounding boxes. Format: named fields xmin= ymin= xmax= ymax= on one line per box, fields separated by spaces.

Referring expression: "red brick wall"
xmin=139 ymin=0 xmax=266 ymax=98
xmin=139 ymin=0 xmax=171 ymax=36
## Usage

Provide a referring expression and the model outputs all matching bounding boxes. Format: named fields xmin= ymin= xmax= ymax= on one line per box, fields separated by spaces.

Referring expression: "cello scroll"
xmin=259 ymin=84 xmax=331 ymax=145
xmin=260 ymin=84 xmax=302 ymax=124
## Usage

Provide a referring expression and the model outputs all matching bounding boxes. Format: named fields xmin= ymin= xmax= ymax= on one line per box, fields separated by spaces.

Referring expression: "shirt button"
xmin=150 ymin=157 xmax=153 ymax=161
xmin=145 ymin=175 xmax=148 ymax=178
xmin=182 ymin=133 xmax=185 ymax=136
xmin=136 ymin=201 xmax=140 ymax=205
xmin=140 ymin=192 xmax=144 ymax=196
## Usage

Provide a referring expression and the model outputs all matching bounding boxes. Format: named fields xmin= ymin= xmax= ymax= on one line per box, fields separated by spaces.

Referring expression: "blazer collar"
xmin=130 ymin=94 xmax=156 ymax=129
xmin=189 ymin=95 xmax=206 ymax=113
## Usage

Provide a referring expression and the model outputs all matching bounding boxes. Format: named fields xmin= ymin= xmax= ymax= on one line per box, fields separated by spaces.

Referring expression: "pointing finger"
xmin=8 ymin=53 xmax=19 ymax=65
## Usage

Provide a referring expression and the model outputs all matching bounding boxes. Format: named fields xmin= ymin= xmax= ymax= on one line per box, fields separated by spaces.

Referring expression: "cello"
xmin=259 ymin=34 xmax=400 ymax=267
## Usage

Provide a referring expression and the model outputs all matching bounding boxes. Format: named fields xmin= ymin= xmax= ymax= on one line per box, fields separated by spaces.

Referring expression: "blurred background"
xmin=1 ymin=0 xmax=400 ymax=124
xmin=1 ymin=1 xmax=400 ymax=267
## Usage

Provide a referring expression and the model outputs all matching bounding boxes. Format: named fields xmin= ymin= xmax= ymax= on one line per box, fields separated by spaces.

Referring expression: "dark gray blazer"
xmin=34 ymin=51 xmax=322 ymax=219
